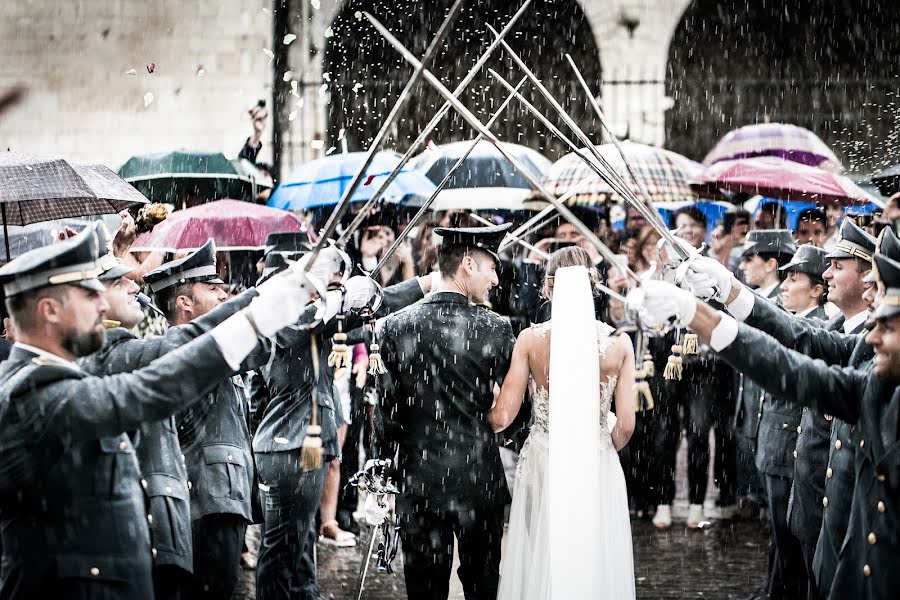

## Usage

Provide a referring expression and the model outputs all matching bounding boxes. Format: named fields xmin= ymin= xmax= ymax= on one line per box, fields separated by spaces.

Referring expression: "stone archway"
xmin=322 ymin=0 xmax=603 ymax=161
xmin=665 ymin=0 xmax=900 ymax=173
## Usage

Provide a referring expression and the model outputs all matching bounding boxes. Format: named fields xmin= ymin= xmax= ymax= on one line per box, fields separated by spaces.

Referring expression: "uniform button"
xmin=877 ymin=501 xmax=885 ymax=513
xmin=878 ymin=474 xmax=886 ymax=482
xmin=181 ymin=453 xmax=186 ymax=462
xmin=757 ymin=412 xmax=762 ymax=419
xmin=118 ymin=440 xmax=127 ymax=451
xmin=859 ymin=439 xmax=865 ymax=448
xmin=796 ymin=426 xmax=802 ymax=434
xmin=141 ymin=479 xmax=148 ymax=490
xmin=147 ymin=514 xmax=153 ymax=525
xmin=792 ymin=450 xmax=798 ymax=459
xmin=822 ymin=497 xmax=829 ymax=508
xmin=165 ymin=486 xmax=172 ymax=494
xmin=152 ymin=548 xmax=158 ymax=558
xmin=835 ymin=439 xmax=842 ymax=450
xmin=825 ymin=414 xmax=833 ymax=421
xmin=826 ymin=467 xmax=833 ymax=478
xmin=868 ymin=532 xmax=877 ymax=545
xmin=782 ymin=423 xmax=788 ymax=430
xmin=227 ymin=454 xmax=233 ymax=461
xmin=863 ymin=564 xmax=871 ymax=577
xmin=188 ymin=481 xmax=193 ymax=491
xmin=90 ymin=567 xmax=100 ymax=577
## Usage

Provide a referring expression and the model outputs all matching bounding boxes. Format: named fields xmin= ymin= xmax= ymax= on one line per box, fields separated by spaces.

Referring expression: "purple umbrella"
xmin=703 ymin=123 xmax=843 ymax=172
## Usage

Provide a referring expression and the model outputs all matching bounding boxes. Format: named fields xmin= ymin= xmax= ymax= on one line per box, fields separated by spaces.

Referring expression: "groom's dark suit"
xmin=380 ymin=291 xmax=515 ymax=600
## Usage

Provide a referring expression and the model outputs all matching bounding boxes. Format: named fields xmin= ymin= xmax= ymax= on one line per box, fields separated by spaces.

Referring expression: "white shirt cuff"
xmin=210 ymin=312 xmax=259 ymax=371
xmin=709 ymin=312 xmax=739 ymax=352
xmin=727 ymin=284 xmax=755 ymax=322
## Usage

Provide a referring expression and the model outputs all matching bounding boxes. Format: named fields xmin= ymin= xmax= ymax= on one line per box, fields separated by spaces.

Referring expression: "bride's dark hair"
xmin=541 ymin=246 xmax=600 ymax=299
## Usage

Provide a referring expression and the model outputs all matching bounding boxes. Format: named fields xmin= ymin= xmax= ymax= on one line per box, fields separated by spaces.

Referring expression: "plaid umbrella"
xmin=703 ymin=123 xmax=843 ymax=172
xmin=540 ymin=141 xmax=701 ymax=206
xmin=0 ymin=152 xmax=149 ymax=260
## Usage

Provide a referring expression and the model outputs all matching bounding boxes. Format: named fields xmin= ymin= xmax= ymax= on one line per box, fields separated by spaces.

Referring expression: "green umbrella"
xmin=117 ymin=150 xmax=273 ymax=205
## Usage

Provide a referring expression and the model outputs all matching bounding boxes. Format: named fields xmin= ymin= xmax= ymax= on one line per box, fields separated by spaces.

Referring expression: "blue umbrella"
xmin=748 ymin=197 xmax=881 ymax=230
xmin=268 ymin=151 xmax=436 ymax=211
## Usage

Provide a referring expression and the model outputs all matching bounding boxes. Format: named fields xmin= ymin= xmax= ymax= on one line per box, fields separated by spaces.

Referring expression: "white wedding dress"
xmin=497 ymin=266 xmax=635 ymax=600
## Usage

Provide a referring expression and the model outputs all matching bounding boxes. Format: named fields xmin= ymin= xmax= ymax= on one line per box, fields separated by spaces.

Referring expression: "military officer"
xmin=0 ymin=224 xmax=312 ymax=599
xmin=755 ymin=244 xmax=829 ymax=598
xmin=379 ymin=224 xmax=516 ymax=600
xmin=253 ymin=238 xmax=429 ymax=600
xmin=637 ymin=245 xmax=900 ymax=600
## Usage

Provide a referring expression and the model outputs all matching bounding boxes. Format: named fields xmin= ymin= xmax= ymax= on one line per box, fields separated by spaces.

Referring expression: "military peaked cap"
xmin=433 ymin=223 xmax=512 ymax=260
xmin=0 ymin=221 xmax=105 ymax=296
xmin=144 ymin=239 xmax=224 ymax=293
xmin=741 ymin=229 xmax=796 ymax=259
xmin=871 ymin=252 xmax=900 ymax=320
xmin=779 ymin=244 xmax=829 ymax=279
xmin=825 ymin=219 xmax=876 ymax=263
xmin=264 ymin=231 xmax=312 ymax=256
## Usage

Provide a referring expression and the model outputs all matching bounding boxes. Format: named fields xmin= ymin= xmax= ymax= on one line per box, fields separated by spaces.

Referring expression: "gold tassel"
xmin=633 ymin=379 xmax=654 ymax=411
xmin=642 ymin=353 xmax=655 ymax=378
xmin=328 ymin=315 xmax=351 ymax=369
xmin=367 ymin=342 xmax=387 ymax=376
xmin=301 ymin=335 xmax=324 ymax=471
xmin=663 ymin=344 xmax=683 ymax=381
xmin=682 ymin=333 xmax=699 ymax=355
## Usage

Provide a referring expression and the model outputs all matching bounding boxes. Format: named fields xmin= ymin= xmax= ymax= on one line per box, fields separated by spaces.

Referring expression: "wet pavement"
xmin=236 ymin=517 xmax=767 ymax=600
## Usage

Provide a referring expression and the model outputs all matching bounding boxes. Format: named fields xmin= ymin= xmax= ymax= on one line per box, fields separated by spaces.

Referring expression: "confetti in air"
xmin=143 ymin=92 xmax=154 ymax=107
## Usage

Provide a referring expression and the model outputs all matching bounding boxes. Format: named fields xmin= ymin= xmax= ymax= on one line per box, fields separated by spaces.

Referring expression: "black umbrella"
xmin=0 ymin=153 xmax=149 ymax=260
xmin=872 ymin=163 xmax=900 ymax=197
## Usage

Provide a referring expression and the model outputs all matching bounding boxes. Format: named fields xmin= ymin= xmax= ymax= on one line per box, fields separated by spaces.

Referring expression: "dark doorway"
xmin=665 ymin=0 xmax=900 ymax=174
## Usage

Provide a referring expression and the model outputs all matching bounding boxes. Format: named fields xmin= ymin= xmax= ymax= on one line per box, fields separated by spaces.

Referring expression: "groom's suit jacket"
xmin=379 ymin=291 xmax=515 ymax=512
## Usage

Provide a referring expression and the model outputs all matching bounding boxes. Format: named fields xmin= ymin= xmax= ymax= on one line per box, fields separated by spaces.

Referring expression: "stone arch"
xmin=322 ymin=0 xmax=603 ymax=160
xmin=665 ymin=0 xmax=900 ymax=173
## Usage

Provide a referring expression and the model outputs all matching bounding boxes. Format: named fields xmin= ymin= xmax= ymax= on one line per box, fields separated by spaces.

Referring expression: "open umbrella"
xmin=0 ymin=219 xmax=95 ymax=264
xmin=871 ymin=163 xmax=900 ymax=197
xmin=130 ymin=199 xmax=310 ymax=252
xmin=539 ymin=141 xmax=701 ymax=206
xmin=692 ymin=156 xmax=880 ymax=207
xmin=118 ymin=151 xmax=273 ymax=204
xmin=268 ymin=151 xmax=435 ymax=211
xmin=703 ymin=123 xmax=843 ymax=172
xmin=413 ymin=140 xmax=551 ymax=189
xmin=0 ymin=152 xmax=149 ymax=260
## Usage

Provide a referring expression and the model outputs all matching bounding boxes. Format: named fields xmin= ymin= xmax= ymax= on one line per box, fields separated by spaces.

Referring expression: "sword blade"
xmin=337 ymin=0 xmax=534 ymax=245
xmin=370 ymin=76 xmax=528 ymax=276
xmin=366 ymin=13 xmax=640 ymax=284
xmin=303 ymin=0 xmax=466 ymax=272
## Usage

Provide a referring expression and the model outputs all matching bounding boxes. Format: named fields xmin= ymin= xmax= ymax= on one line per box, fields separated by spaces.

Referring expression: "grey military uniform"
xmin=0 ymin=336 xmax=239 ymax=600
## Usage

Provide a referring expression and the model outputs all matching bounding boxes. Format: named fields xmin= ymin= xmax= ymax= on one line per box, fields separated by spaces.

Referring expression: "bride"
xmin=489 ymin=247 xmax=637 ymax=600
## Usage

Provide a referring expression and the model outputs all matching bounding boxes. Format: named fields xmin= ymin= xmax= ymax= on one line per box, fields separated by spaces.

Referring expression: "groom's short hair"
xmin=438 ymin=246 xmax=491 ymax=278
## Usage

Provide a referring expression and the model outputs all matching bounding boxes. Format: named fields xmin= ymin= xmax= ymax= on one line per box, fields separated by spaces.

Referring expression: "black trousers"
xmin=799 ymin=540 xmax=824 ymax=600
xmin=255 ymin=450 xmax=327 ymax=600
xmin=765 ymin=474 xmax=808 ymax=600
xmin=188 ymin=513 xmax=247 ymax=599
xmin=152 ymin=564 xmax=191 ymax=600
xmin=619 ymin=408 xmax=656 ymax=512
xmin=399 ymin=504 xmax=504 ymax=600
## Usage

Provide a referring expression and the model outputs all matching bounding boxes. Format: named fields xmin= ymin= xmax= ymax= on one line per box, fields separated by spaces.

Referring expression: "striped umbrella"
xmin=539 ymin=141 xmax=701 ymax=206
xmin=703 ymin=123 xmax=843 ymax=172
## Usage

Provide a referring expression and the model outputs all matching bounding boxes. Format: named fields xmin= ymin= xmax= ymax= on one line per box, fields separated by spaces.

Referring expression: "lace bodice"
xmin=527 ymin=321 xmax=618 ymax=449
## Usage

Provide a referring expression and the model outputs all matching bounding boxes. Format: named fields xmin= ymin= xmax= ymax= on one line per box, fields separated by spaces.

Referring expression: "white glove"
xmin=247 ymin=273 xmax=313 ymax=337
xmin=663 ymin=236 xmax=696 ymax=266
xmin=627 ymin=279 xmax=697 ymax=329
xmin=292 ymin=246 xmax=345 ymax=285
xmin=685 ymin=256 xmax=737 ymax=303
xmin=341 ymin=275 xmax=378 ymax=311
xmin=363 ymin=492 xmax=390 ymax=526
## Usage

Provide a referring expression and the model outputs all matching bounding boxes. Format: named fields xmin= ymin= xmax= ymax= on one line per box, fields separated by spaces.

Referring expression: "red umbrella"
xmin=691 ymin=157 xmax=881 ymax=207
xmin=130 ymin=199 xmax=312 ymax=252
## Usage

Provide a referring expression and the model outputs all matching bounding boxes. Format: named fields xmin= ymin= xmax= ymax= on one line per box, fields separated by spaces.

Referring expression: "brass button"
xmin=188 ymin=481 xmax=193 ymax=491
xmin=165 ymin=486 xmax=172 ymax=494
xmin=823 ymin=497 xmax=829 ymax=508
xmin=859 ymin=439 xmax=865 ymax=448
xmin=863 ymin=564 xmax=871 ymax=577
xmin=877 ymin=501 xmax=885 ymax=513
xmin=227 ymin=454 xmax=233 ymax=461
xmin=796 ymin=426 xmax=802 ymax=434
xmin=181 ymin=453 xmax=186 ymax=462
xmin=90 ymin=567 xmax=100 ymax=577
xmin=118 ymin=440 xmax=127 ymax=451
xmin=141 ymin=479 xmax=148 ymax=490
xmin=826 ymin=467 xmax=833 ymax=479
xmin=147 ymin=514 xmax=153 ymax=524
xmin=152 ymin=548 xmax=158 ymax=558
xmin=878 ymin=474 xmax=886 ymax=482
xmin=782 ymin=423 xmax=789 ymax=430
xmin=825 ymin=414 xmax=833 ymax=421
xmin=835 ymin=439 xmax=842 ymax=450
xmin=792 ymin=450 xmax=798 ymax=459
xmin=757 ymin=412 xmax=762 ymax=419
xmin=868 ymin=532 xmax=877 ymax=545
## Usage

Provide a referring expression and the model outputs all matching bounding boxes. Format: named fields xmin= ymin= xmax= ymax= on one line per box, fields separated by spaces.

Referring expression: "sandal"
xmin=319 ymin=520 xmax=357 ymax=547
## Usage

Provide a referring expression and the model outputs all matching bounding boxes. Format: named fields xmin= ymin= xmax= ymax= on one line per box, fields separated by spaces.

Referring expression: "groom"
xmin=379 ymin=223 xmax=516 ymax=600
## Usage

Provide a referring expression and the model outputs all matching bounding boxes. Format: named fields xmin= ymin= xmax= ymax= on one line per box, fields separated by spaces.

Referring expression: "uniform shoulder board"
xmin=31 ymin=356 xmax=69 ymax=367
